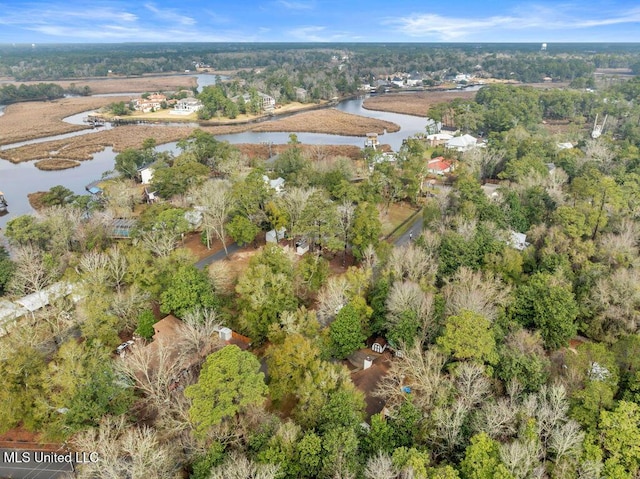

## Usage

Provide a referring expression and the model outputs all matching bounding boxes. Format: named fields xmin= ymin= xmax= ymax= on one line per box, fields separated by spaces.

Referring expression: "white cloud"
xmin=145 ymin=3 xmax=196 ymax=26
xmin=276 ymin=0 xmax=315 ymax=10
xmin=384 ymin=5 xmax=640 ymax=40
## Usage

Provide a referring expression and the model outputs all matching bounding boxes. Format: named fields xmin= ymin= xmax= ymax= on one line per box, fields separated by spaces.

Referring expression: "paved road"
xmin=194 ymin=242 xmax=240 ymax=270
xmin=394 ymin=214 xmax=424 ymax=247
xmin=0 ymin=449 xmax=73 ymax=479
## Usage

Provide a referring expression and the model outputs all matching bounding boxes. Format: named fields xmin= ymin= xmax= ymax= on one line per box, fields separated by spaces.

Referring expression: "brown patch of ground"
xmin=249 ymin=108 xmax=400 ymax=136
xmin=8 ymin=74 xmax=198 ymax=95
xmin=0 ymin=96 xmax=132 ymax=146
xmin=27 ymin=191 xmax=48 ymax=210
xmin=363 ymin=90 xmax=478 ymax=117
xmin=34 ymin=158 xmax=81 ymax=170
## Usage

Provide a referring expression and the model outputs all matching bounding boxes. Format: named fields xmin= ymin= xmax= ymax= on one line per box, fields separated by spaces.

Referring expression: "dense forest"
xmin=1 ymin=42 xmax=639 ymax=83
xmin=1 ymin=44 xmax=640 ymax=479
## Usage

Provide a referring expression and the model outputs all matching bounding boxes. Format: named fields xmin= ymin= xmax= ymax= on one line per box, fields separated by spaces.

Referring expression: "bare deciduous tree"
xmin=179 ymin=307 xmax=224 ymax=359
xmin=208 ymin=452 xmax=280 ymax=479
xmin=116 ymin=343 xmax=182 ymax=412
xmin=386 ymin=281 xmax=436 ymax=342
xmin=499 ymin=438 xmax=543 ymax=479
xmin=386 ymin=242 xmax=437 ymax=287
xmin=454 ymin=362 xmax=491 ymax=409
xmin=549 ymin=420 xmax=584 ymax=461
xmin=597 ymin=219 xmax=639 ymax=268
xmin=191 ymin=179 xmax=234 ymax=253
xmin=443 ymin=267 xmax=511 ymax=322
xmin=279 ymin=186 xmax=316 ymax=241
xmin=430 ymin=401 xmax=469 ymax=459
xmin=364 ymin=452 xmax=397 ymax=479
xmin=473 ymin=397 xmax=519 ymax=441
xmin=9 ymin=243 xmax=59 ymax=294
xmin=72 ymin=416 xmax=181 ymax=479
xmin=375 ymin=344 xmax=451 ymax=413
xmin=316 ymin=275 xmax=350 ymax=326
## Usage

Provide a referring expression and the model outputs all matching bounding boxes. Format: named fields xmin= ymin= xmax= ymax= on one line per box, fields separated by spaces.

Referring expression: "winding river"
xmin=0 ymin=75 xmax=443 ymax=228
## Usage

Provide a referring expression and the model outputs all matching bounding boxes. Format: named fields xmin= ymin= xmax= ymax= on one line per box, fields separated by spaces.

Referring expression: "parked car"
xmin=115 ymin=340 xmax=135 ymax=356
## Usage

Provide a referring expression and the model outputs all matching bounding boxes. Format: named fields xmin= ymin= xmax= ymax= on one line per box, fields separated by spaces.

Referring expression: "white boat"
xmin=0 ymin=191 xmax=7 ymax=212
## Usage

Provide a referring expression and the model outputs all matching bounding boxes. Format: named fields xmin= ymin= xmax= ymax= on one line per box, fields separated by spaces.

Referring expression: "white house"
xmin=138 ymin=165 xmax=154 ymax=185
xmin=509 ymin=231 xmax=529 ymax=251
xmin=263 ymin=175 xmax=285 ymax=194
xmin=427 ymin=132 xmax=453 ymax=147
xmin=446 ymin=134 xmax=479 ymax=152
xmin=234 ymin=92 xmax=276 ymax=111
xmin=170 ymin=98 xmax=204 ymax=115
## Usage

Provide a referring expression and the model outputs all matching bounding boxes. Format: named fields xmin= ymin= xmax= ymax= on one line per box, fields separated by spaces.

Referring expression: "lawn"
xmin=379 ymin=202 xmax=420 ymax=237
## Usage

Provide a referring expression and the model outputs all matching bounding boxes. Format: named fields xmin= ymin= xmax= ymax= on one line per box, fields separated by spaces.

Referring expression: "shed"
xmin=509 ymin=231 xmax=529 ymax=251
xmin=372 ymin=337 xmax=388 ymax=354
xmin=138 ymin=165 xmax=154 ymax=185
xmin=266 ymin=227 xmax=286 ymax=243
xmin=295 ymin=240 xmax=309 ymax=256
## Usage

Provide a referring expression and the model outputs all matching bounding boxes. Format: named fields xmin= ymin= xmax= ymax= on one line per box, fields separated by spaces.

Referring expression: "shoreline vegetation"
xmin=0 ymin=90 xmax=408 ymax=167
xmin=0 ymin=74 xmax=491 ymax=168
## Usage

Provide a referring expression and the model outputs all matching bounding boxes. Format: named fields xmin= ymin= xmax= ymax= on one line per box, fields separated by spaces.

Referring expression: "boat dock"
xmin=83 ymin=115 xmax=106 ymax=127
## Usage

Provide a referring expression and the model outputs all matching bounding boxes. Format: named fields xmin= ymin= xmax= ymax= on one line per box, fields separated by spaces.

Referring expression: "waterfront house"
xmin=170 ymin=98 xmax=204 ymax=115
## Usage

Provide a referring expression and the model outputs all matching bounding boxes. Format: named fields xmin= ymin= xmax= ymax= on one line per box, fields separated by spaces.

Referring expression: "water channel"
xmin=0 ymin=75 xmax=455 ymax=228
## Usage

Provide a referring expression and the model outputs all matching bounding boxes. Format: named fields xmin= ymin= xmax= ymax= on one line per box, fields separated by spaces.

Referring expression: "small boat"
xmin=0 ymin=191 xmax=7 ymax=213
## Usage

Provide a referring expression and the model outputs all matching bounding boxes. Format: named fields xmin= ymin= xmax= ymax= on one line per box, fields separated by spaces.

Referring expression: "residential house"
xmin=406 ymin=71 xmax=423 ymax=87
xmin=446 ymin=134 xmax=479 ymax=152
xmin=365 ymin=132 xmax=379 ymax=149
xmin=391 ymin=76 xmax=405 ymax=88
xmin=233 ymin=92 xmax=276 ymax=111
xmin=427 ymin=157 xmax=454 ymax=175
xmin=170 ymin=98 xmax=204 ymax=115
xmin=263 ymin=175 xmax=285 ymax=194
xmin=134 ymin=93 xmax=167 ymax=113
xmin=426 ymin=132 xmax=453 ymax=147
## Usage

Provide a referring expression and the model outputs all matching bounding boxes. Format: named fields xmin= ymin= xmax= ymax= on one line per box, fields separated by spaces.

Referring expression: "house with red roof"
xmin=427 ymin=157 xmax=454 ymax=175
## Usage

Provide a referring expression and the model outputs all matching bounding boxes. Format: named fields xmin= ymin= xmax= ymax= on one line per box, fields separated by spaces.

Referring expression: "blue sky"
xmin=0 ymin=0 xmax=639 ymax=43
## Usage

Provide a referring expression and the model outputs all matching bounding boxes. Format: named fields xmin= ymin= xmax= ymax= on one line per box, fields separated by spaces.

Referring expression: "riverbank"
xmin=2 ymin=74 xmax=198 ymax=95
xmin=362 ymin=90 xmax=478 ymax=117
xmin=0 ymin=103 xmax=400 ymax=164
xmin=0 ymin=96 xmax=130 ymax=146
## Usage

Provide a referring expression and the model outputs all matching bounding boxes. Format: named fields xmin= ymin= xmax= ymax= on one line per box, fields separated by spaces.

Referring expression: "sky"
xmin=0 ymin=0 xmax=639 ymax=44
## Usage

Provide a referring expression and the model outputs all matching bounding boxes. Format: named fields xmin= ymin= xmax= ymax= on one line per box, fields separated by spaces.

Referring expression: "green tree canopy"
xmin=185 ymin=345 xmax=267 ymax=437
xmin=511 ymin=272 xmax=578 ymax=349
xmin=437 ymin=310 xmax=498 ymax=366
